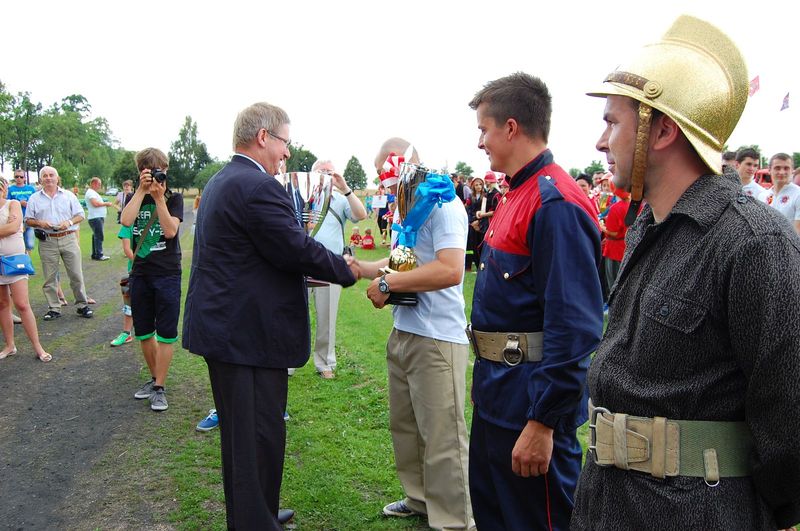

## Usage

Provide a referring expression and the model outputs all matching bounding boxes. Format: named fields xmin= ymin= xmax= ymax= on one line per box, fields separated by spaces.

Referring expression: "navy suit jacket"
xmin=182 ymin=155 xmax=356 ymax=368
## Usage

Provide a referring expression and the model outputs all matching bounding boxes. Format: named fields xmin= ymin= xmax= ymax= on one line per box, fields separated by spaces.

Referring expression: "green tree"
xmin=111 ymin=150 xmax=138 ymax=187
xmin=194 ymin=160 xmax=224 ymax=192
xmin=9 ymin=92 xmax=42 ymax=172
xmin=793 ymin=153 xmax=800 ymax=169
xmin=454 ymin=161 xmax=473 ymax=178
xmin=286 ymin=144 xmax=317 ymax=172
xmin=568 ymin=168 xmax=581 ymax=178
xmin=168 ymin=116 xmax=212 ymax=191
xmin=0 ymin=81 xmax=14 ymax=173
xmin=343 ymin=156 xmax=366 ymax=190
xmin=584 ymin=160 xmax=605 ymax=175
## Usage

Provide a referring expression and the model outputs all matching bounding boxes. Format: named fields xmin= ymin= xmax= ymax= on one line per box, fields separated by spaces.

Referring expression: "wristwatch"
xmin=378 ymin=274 xmax=391 ymax=294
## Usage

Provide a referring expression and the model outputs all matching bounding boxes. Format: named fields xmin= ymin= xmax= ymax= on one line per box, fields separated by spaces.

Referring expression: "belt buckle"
xmin=465 ymin=324 xmax=479 ymax=358
xmin=502 ymin=335 xmax=524 ymax=366
xmin=588 ymin=405 xmax=612 ymax=466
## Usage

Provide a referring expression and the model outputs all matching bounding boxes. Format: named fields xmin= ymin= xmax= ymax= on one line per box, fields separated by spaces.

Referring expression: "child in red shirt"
xmin=350 ymin=226 xmax=363 ymax=246
xmin=361 ymin=228 xmax=375 ymax=249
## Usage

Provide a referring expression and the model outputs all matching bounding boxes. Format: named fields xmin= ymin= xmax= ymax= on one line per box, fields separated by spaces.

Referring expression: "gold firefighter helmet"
xmin=587 ymin=15 xmax=748 ymax=224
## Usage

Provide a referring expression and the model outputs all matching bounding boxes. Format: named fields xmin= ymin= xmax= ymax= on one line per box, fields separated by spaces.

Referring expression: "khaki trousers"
xmin=38 ymin=232 xmax=88 ymax=311
xmin=387 ymin=328 xmax=474 ymax=530
xmin=308 ymin=283 xmax=342 ymax=372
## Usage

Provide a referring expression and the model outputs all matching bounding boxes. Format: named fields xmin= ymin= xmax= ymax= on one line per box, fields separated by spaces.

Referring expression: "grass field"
xmin=25 ymin=207 xmax=589 ymax=530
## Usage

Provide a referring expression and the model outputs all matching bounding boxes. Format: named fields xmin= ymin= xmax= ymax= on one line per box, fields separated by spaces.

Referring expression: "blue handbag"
xmin=0 ymin=254 xmax=35 ymax=276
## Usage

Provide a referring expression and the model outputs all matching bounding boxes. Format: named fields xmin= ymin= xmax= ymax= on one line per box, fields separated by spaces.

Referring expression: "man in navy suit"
xmin=183 ymin=102 xmax=358 ymax=530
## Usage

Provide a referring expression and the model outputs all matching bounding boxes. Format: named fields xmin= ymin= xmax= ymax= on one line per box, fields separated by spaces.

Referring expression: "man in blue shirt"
xmin=8 ymin=169 xmax=37 ymax=253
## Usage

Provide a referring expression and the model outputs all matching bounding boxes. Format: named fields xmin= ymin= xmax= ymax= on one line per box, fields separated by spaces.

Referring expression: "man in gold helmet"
xmin=571 ymin=15 xmax=800 ymax=530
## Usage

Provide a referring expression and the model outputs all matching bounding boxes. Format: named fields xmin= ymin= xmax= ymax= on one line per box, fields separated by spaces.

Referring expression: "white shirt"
xmin=25 ymin=187 xmax=83 ymax=233
xmin=741 ymin=180 xmax=768 ymax=201
xmin=85 ymin=188 xmax=106 ymax=219
xmin=392 ymin=199 xmax=469 ymax=344
xmin=763 ymin=183 xmax=800 ymax=223
xmin=313 ymin=192 xmax=358 ymax=255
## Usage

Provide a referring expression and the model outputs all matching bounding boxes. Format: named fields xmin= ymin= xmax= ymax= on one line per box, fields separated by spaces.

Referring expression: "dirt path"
xmin=0 ymin=210 xmax=194 ymax=530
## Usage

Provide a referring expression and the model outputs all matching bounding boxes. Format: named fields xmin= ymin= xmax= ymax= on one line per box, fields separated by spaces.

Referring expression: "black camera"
xmin=151 ymin=168 xmax=168 ymax=183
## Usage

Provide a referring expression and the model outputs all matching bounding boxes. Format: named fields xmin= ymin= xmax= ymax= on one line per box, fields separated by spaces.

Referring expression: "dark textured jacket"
xmin=182 ymin=155 xmax=356 ymax=369
xmin=572 ymin=174 xmax=800 ymax=530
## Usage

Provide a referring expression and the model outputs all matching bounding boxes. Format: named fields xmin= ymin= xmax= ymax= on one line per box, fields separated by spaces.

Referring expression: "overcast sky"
xmin=2 ymin=0 xmax=796 ymax=183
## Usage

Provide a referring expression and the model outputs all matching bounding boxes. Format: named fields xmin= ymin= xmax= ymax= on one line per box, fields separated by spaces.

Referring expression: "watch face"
xmin=379 ymin=278 xmax=390 ymax=293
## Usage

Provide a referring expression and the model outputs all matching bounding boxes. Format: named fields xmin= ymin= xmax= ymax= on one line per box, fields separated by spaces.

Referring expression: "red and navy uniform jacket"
xmin=471 ymin=150 xmax=604 ymax=432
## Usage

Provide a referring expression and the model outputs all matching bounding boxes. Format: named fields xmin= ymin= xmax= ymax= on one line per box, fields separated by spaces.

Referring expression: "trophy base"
xmin=387 ymin=292 xmax=418 ymax=306
xmin=379 ymin=266 xmax=418 ymax=305
xmin=305 ymin=277 xmax=330 ymax=288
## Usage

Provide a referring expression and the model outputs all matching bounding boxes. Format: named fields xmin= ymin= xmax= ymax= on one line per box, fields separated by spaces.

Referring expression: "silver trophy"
xmin=379 ymin=162 xmax=430 ymax=306
xmin=276 ymin=170 xmax=335 ymax=286
xmin=276 ymin=171 xmax=335 ymax=237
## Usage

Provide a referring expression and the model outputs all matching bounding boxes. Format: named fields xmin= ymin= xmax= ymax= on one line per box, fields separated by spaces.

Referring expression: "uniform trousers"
xmin=308 ymin=283 xmax=342 ymax=372
xmin=387 ymin=328 xmax=475 ymax=530
xmin=37 ymin=232 xmax=88 ymax=311
xmin=469 ymin=412 xmax=582 ymax=531
xmin=206 ymin=358 xmax=288 ymax=531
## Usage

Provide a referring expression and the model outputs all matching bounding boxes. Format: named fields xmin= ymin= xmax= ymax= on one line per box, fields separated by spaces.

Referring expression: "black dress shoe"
xmin=277 ymin=509 xmax=295 ymax=524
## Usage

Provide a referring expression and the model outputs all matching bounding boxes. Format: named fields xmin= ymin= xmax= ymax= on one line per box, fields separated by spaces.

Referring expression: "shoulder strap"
xmin=327 ymin=207 xmax=346 ymax=245
xmin=132 ymin=212 xmax=159 ymax=260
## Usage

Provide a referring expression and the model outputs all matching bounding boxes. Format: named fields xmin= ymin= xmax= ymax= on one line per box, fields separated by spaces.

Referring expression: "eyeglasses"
xmin=267 ymin=130 xmax=291 ymax=148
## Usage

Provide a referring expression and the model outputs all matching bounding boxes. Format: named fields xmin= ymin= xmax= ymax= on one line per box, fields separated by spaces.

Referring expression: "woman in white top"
xmin=0 ymin=179 xmax=51 ymax=362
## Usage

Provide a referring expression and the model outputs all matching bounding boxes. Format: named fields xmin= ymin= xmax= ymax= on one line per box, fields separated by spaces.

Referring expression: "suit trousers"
xmin=387 ymin=328 xmax=474 ymax=530
xmin=38 ymin=232 xmax=88 ymax=311
xmin=309 ymin=283 xmax=342 ymax=372
xmin=206 ymin=358 xmax=288 ymax=531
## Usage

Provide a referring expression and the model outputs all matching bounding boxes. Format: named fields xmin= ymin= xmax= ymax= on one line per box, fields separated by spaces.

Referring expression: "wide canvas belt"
xmin=466 ymin=326 xmax=543 ymax=366
xmin=588 ymin=400 xmax=753 ymax=485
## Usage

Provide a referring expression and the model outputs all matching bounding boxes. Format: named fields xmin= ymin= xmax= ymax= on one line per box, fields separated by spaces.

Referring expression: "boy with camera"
xmin=120 ymin=148 xmax=184 ymax=412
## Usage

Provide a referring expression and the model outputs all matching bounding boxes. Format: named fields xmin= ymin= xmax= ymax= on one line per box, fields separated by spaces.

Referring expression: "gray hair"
xmin=39 ymin=166 xmax=59 ymax=179
xmin=311 ymin=159 xmax=334 ymax=172
xmin=232 ymin=102 xmax=290 ymax=149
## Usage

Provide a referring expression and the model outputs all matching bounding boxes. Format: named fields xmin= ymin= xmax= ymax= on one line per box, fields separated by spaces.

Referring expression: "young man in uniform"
xmin=572 ymin=16 xmax=800 ymax=530
xmin=466 ymin=72 xmax=603 ymax=530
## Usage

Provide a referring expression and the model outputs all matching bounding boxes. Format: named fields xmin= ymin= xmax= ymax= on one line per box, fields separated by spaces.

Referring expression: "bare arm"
xmin=0 ymin=201 xmax=22 ymax=238
xmin=331 ymin=172 xmax=367 ymax=221
xmin=366 ymin=248 xmax=465 ymax=308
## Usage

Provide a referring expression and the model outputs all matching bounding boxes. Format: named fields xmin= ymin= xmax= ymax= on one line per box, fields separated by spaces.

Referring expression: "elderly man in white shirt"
xmin=307 ymin=159 xmax=367 ymax=378
xmin=25 ymin=166 xmax=93 ymax=320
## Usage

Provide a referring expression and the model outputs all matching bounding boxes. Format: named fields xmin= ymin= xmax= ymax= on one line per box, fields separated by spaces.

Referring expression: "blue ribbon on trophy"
xmin=381 ymin=163 xmax=457 ymax=306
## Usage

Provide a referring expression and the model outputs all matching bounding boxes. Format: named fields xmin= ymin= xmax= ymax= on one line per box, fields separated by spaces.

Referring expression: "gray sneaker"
xmin=150 ymin=388 xmax=168 ymax=411
xmin=134 ymin=379 xmax=155 ymax=399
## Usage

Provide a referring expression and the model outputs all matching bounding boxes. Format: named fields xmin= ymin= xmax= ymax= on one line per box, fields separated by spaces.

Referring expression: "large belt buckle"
xmin=502 ymin=335 xmax=524 ymax=366
xmin=588 ymin=405 xmax=612 ymax=466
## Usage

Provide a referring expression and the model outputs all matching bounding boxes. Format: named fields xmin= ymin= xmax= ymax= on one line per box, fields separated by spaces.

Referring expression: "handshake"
xmin=342 ymin=255 xmax=392 ymax=309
